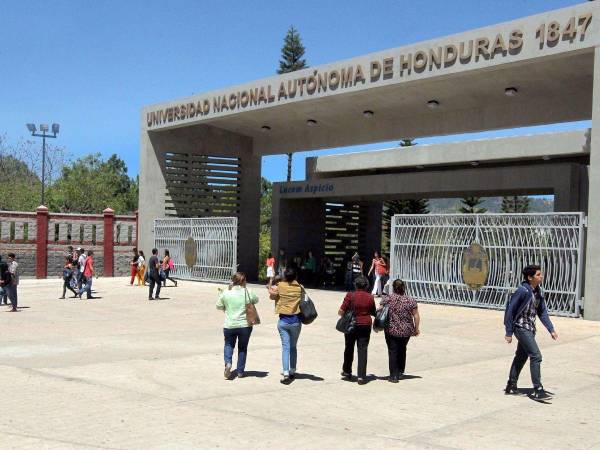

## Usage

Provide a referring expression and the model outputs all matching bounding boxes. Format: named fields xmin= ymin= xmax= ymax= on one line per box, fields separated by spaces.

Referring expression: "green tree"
xmin=0 ymin=133 xmax=67 ymax=210
xmin=49 ymin=153 xmax=138 ymax=214
xmin=0 ymin=155 xmax=40 ymax=210
xmin=277 ymin=25 xmax=308 ymax=182
xmin=460 ymin=196 xmax=487 ymax=214
xmin=501 ymin=195 xmax=531 ymax=213
xmin=399 ymin=138 xmax=415 ymax=147
xmin=258 ymin=177 xmax=273 ymax=280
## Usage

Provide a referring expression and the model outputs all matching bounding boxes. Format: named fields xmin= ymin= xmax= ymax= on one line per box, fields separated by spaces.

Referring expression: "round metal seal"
xmin=462 ymin=242 xmax=489 ymax=290
xmin=184 ymin=237 xmax=197 ymax=268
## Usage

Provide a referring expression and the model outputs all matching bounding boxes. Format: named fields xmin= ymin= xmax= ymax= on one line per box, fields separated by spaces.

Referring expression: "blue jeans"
xmin=79 ymin=276 xmax=93 ymax=298
xmin=277 ymin=320 xmax=302 ymax=375
xmin=223 ymin=327 xmax=253 ymax=373
xmin=509 ymin=327 xmax=543 ymax=389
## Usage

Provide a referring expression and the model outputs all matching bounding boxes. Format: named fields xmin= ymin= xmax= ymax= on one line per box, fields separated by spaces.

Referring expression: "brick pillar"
xmin=35 ymin=205 xmax=49 ymax=279
xmin=103 ymin=208 xmax=115 ymax=277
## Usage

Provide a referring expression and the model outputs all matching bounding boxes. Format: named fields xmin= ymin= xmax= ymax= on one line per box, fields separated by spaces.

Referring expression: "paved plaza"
xmin=1 ymin=277 xmax=599 ymax=449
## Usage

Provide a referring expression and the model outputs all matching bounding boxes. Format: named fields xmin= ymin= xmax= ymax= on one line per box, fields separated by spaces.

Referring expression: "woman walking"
xmin=60 ymin=255 xmax=78 ymax=299
xmin=216 ymin=272 xmax=259 ymax=379
xmin=136 ymin=250 xmax=146 ymax=286
xmin=266 ymin=252 xmax=275 ymax=283
xmin=130 ymin=248 xmax=139 ymax=285
xmin=268 ymin=268 xmax=302 ymax=384
xmin=367 ymin=251 xmax=387 ymax=297
xmin=380 ymin=279 xmax=420 ymax=383
xmin=338 ymin=275 xmax=376 ymax=385
xmin=162 ymin=249 xmax=178 ymax=287
xmin=351 ymin=252 xmax=363 ymax=289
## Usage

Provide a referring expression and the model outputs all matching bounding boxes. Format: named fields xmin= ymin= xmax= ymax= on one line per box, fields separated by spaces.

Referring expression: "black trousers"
xmin=385 ymin=332 xmax=411 ymax=378
xmin=148 ymin=276 xmax=161 ymax=299
xmin=343 ymin=325 xmax=371 ymax=379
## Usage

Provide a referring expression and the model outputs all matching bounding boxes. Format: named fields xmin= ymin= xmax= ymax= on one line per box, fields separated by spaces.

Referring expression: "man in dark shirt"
xmin=504 ymin=265 xmax=558 ymax=400
xmin=148 ymin=248 xmax=161 ymax=300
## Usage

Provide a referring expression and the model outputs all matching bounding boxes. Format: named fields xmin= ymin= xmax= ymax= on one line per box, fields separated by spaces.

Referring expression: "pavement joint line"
xmin=398 ymin=378 xmax=600 ymax=445
xmin=15 ymin=366 xmax=177 ymax=404
xmin=0 ymin=430 xmax=125 ymax=450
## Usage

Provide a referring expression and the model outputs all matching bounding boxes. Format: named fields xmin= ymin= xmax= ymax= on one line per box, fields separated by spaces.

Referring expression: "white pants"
xmin=371 ymin=273 xmax=382 ymax=296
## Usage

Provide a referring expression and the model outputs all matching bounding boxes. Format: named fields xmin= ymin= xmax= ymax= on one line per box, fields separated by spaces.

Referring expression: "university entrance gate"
xmin=154 ymin=217 xmax=237 ymax=283
xmin=389 ymin=213 xmax=585 ymax=317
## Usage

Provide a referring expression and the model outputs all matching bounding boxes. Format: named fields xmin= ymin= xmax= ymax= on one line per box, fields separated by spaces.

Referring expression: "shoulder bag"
xmin=299 ymin=285 xmax=318 ymax=324
xmin=336 ymin=293 xmax=356 ymax=334
xmin=245 ymin=288 xmax=261 ymax=326
xmin=373 ymin=302 xmax=390 ymax=332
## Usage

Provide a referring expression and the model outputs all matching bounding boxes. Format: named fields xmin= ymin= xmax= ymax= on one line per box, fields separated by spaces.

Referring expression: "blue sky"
xmin=0 ymin=0 xmax=589 ymax=182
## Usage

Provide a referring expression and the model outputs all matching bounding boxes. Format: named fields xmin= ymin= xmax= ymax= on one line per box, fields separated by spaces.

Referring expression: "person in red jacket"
xmin=338 ymin=275 xmax=376 ymax=385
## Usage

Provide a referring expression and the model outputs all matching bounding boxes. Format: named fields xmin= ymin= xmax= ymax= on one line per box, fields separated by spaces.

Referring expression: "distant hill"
xmin=428 ymin=197 xmax=553 ymax=213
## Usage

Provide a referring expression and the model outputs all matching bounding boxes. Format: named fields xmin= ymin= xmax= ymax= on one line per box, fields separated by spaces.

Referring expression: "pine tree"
xmin=460 ymin=196 xmax=487 ymax=214
xmin=277 ymin=26 xmax=308 ymax=181
xmin=501 ymin=195 xmax=531 ymax=213
xmin=277 ymin=26 xmax=307 ymax=74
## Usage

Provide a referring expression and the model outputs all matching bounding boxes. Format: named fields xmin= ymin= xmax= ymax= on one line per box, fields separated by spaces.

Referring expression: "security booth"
xmin=140 ymin=2 xmax=600 ymax=319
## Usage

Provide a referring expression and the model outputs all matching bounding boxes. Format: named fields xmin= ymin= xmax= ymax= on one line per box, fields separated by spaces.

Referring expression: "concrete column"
xmin=554 ymin=164 xmax=583 ymax=212
xmin=273 ymin=198 xmax=325 ymax=264
xmin=35 ymin=205 xmax=49 ymax=279
xmin=237 ymin=151 xmax=261 ymax=280
xmin=103 ymin=208 xmax=115 ymax=277
xmin=138 ymin=130 xmax=166 ymax=256
xmin=584 ymin=46 xmax=600 ymax=320
xmin=358 ymin=202 xmax=383 ymax=263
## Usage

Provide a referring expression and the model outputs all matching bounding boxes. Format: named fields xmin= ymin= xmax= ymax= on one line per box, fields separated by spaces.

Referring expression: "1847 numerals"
xmin=535 ymin=13 xmax=592 ymax=47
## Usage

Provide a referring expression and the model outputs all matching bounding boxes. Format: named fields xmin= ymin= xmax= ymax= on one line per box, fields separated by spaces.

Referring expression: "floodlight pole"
xmin=28 ymin=128 xmax=58 ymax=206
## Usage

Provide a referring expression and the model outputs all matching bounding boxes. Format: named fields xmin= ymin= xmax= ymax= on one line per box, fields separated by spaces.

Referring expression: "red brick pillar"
xmin=36 ymin=205 xmax=49 ymax=279
xmin=103 ymin=208 xmax=115 ymax=277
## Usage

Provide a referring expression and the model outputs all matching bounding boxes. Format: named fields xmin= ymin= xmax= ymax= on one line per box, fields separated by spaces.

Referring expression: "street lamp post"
xmin=26 ymin=123 xmax=59 ymax=206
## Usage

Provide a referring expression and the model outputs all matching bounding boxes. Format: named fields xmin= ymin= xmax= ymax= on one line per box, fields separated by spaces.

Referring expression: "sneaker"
xmin=280 ymin=375 xmax=292 ymax=385
xmin=357 ymin=378 xmax=367 ymax=385
xmin=237 ymin=372 xmax=245 ymax=378
xmin=340 ymin=371 xmax=352 ymax=381
xmin=224 ymin=363 xmax=232 ymax=380
xmin=532 ymin=387 xmax=551 ymax=400
xmin=505 ymin=382 xmax=519 ymax=395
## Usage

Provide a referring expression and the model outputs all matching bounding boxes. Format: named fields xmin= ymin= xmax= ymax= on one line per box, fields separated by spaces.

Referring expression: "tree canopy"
xmin=277 ymin=26 xmax=307 ymax=74
xmin=49 ymin=153 xmax=138 ymax=214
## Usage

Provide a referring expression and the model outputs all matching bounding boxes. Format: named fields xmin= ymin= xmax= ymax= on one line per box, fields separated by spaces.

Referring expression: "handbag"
xmin=373 ymin=303 xmax=390 ymax=332
xmin=245 ymin=288 xmax=261 ymax=326
xmin=299 ymin=286 xmax=318 ymax=324
xmin=336 ymin=293 xmax=356 ymax=334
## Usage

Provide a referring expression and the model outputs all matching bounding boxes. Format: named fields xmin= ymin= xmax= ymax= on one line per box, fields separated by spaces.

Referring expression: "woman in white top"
xmin=136 ymin=250 xmax=146 ymax=286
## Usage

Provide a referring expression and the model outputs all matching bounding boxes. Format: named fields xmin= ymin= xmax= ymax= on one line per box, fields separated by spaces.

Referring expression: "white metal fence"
xmin=154 ymin=217 xmax=237 ymax=283
xmin=389 ymin=213 xmax=585 ymax=317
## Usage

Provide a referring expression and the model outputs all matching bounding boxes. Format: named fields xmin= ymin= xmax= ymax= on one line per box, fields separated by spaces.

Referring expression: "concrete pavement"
xmin=1 ymin=277 xmax=599 ymax=449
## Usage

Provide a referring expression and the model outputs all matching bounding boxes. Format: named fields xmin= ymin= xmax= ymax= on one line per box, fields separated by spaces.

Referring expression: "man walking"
xmin=0 ymin=256 xmax=11 ymax=308
xmin=79 ymin=250 xmax=95 ymax=299
xmin=77 ymin=248 xmax=87 ymax=291
xmin=5 ymin=253 xmax=19 ymax=312
xmin=504 ymin=265 xmax=558 ymax=400
xmin=147 ymin=248 xmax=161 ymax=300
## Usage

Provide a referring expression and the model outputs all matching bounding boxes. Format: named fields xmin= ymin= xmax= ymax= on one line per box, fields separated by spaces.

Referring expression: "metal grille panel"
xmin=154 ymin=217 xmax=237 ymax=283
xmin=390 ymin=213 xmax=584 ymax=317
xmin=164 ymin=153 xmax=241 ymax=218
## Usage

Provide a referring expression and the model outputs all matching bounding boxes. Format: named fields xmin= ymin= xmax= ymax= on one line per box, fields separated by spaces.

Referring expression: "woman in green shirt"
xmin=216 ymin=272 xmax=259 ymax=379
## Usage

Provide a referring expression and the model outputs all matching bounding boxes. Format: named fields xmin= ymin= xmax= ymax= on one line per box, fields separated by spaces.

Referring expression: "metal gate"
xmin=389 ymin=213 xmax=585 ymax=317
xmin=154 ymin=217 xmax=237 ymax=283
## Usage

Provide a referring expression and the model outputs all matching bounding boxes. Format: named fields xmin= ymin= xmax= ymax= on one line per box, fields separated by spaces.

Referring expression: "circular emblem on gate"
xmin=184 ymin=237 xmax=197 ymax=268
xmin=462 ymin=242 xmax=489 ymax=290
